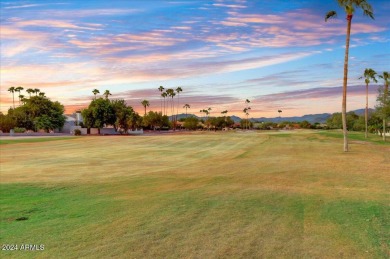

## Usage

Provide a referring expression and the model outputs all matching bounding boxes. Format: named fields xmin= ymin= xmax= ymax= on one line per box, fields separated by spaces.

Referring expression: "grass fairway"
xmin=1 ymin=130 xmax=389 ymax=258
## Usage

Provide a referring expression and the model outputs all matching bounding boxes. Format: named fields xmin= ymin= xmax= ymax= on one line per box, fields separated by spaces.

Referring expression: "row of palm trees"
xmin=7 ymin=87 xmax=45 ymax=107
xmin=156 ymin=86 xmax=184 ymax=128
xmin=92 ymin=89 xmax=112 ymax=100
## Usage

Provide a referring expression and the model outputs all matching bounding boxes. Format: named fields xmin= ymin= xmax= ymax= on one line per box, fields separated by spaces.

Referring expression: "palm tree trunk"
xmin=342 ymin=14 xmax=352 ymax=152
xmin=365 ymin=83 xmax=368 ymax=138
xmin=12 ymin=93 xmax=15 ymax=109
xmin=383 ymin=84 xmax=388 ymax=141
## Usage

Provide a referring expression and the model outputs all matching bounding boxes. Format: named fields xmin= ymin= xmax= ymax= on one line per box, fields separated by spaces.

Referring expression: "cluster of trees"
xmin=81 ymin=93 xmax=143 ymax=134
xmin=157 ymin=86 xmax=184 ymax=129
xmin=1 ymin=88 xmax=65 ymax=132
xmin=326 ymin=111 xmax=386 ymax=134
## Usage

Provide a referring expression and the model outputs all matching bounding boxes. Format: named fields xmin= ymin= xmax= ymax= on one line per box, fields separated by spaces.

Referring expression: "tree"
xmin=103 ymin=90 xmax=112 ymax=99
xmin=92 ymin=89 xmax=100 ymax=99
xmin=183 ymin=104 xmax=190 ymax=118
xmin=377 ymin=71 xmax=390 ymax=141
xmin=243 ymin=107 xmax=251 ymax=130
xmin=15 ymin=86 xmax=24 ymax=106
xmin=278 ymin=110 xmax=282 ymax=117
xmin=111 ymin=99 xmax=136 ymax=133
xmin=34 ymin=88 xmax=40 ymax=96
xmin=158 ymin=86 xmax=164 ymax=114
xmin=8 ymin=87 xmax=15 ymax=108
xmin=161 ymin=92 xmax=167 ymax=116
xmin=183 ymin=116 xmax=199 ymax=130
xmin=325 ymin=0 xmax=374 ymax=151
xmin=141 ymin=100 xmax=150 ymax=115
xmin=142 ymin=111 xmax=169 ymax=130
xmin=19 ymin=95 xmax=25 ymax=105
xmin=166 ymin=89 xmax=176 ymax=126
xmin=7 ymin=95 xmax=66 ymax=132
xmin=81 ymin=97 xmax=115 ymax=134
xmin=39 ymin=92 xmax=45 ymax=97
xmin=359 ymin=68 xmax=377 ymax=138
xmin=0 ymin=112 xmax=16 ymax=133
xmin=176 ymin=87 xmax=183 ymax=125
xmin=26 ymin=88 xmax=34 ymax=98
xmin=240 ymin=119 xmax=253 ymax=129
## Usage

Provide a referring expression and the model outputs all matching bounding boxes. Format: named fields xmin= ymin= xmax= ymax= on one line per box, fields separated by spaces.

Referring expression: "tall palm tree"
xmin=278 ymin=110 xmax=282 ymax=117
xmin=26 ymin=88 xmax=34 ymax=97
xmin=39 ymin=92 xmax=46 ymax=97
xmin=92 ymin=89 xmax=100 ymax=99
xmin=378 ymin=71 xmax=389 ymax=141
xmin=141 ymin=100 xmax=150 ymax=116
xmin=325 ymin=0 xmax=374 ymax=152
xmin=15 ymin=86 xmax=24 ymax=106
xmin=161 ymin=92 xmax=168 ymax=116
xmin=243 ymin=107 xmax=251 ymax=130
xmin=359 ymin=68 xmax=377 ymax=138
xmin=176 ymin=87 xmax=183 ymax=123
xmin=158 ymin=86 xmax=164 ymax=114
xmin=183 ymin=104 xmax=190 ymax=118
xmin=8 ymin=86 xmax=15 ymax=108
xmin=34 ymin=88 xmax=40 ymax=96
xmin=103 ymin=90 xmax=112 ymax=99
xmin=166 ymin=89 xmax=175 ymax=123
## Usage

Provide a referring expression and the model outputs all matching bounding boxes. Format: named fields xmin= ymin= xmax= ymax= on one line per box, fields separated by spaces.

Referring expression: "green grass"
xmin=318 ymin=130 xmax=390 ymax=145
xmin=0 ymin=137 xmax=77 ymax=145
xmin=1 ymin=131 xmax=389 ymax=258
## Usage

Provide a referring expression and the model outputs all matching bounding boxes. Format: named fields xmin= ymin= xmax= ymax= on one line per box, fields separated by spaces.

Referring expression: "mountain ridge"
xmin=174 ymin=108 xmax=373 ymax=124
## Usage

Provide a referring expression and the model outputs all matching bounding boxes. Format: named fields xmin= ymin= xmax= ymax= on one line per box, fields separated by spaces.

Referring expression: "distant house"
xmin=56 ymin=115 xmax=76 ymax=133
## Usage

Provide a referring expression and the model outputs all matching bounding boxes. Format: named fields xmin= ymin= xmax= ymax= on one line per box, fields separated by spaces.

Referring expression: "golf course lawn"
xmin=1 ymin=130 xmax=389 ymax=258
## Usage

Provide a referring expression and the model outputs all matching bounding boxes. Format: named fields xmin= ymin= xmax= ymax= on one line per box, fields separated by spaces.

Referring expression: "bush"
xmin=14 ymin=127 xmax=26 ymax=133
xmin=74 ymin=129 xmax=82 ymax=136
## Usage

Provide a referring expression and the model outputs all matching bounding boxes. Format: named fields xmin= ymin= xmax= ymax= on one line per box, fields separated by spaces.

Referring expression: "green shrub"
xmin=74 ymin=129 xmax=81 ymax=136
xmin=14 ymin=127 xmax=26 ymax=133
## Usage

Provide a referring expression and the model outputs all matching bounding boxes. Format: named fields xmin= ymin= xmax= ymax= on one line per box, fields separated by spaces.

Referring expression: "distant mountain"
xmin=253 ymin=113 xmax=331 ymax=124
xmin=171 ymin=109 xmax=373 ymax=124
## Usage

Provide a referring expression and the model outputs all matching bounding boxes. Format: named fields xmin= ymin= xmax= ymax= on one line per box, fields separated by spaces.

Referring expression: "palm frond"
xmin=325 ymin=11 xmax=337 ymax=21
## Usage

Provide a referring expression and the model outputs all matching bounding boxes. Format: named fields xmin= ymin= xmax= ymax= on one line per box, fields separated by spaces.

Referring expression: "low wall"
xmin=127 ymin=129 xmax=143 ymax=135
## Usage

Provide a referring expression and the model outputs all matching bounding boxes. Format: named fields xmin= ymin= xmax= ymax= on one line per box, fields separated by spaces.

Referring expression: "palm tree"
xmin=26 ymin=88 xmax=34 ymax=97
xmin=92 ymin=89 xmax=100 ymax=99
xmin=39 ymin=92 xmax=46 ymax=97
xmin=161 ymin=92 xmax=168 ymax=116
xmin=166 ymin=89 xmax=175 ymax=123
xmin=325 ymin=0 xmax=374 ymax=152
xmin=34 ymin=88 xmax=40 ymax=96
xmin=20 ymin=96 xmax=27 ymax=105
xmin=141 ymin=100 xmax=150 ymax=115
xmin=103 ymin=90 xmax=112 ymax=99
xmin=359 ymin=68 xmax=377 ymax=138
xmin=176 ymin=87 xmax=183 ymax=124
xmin=243 ymin=107 xmax=251 ymax=130
xmin=158 ymin=86 xmax=165 ymax=114
xmin=8 ymin=86 xmax=15 ymax=108
xmin=278 ymin=110 xmax=282 ymax=117
xmin=15 ymin=86 xmax=24 ymax=105
xmin=19 ymin=95 xmax=25 ymax=104
xmin=183 ymin=104 xmax=190 ymax=118
xmin=378 ymin=71 xmax=389 ymax=141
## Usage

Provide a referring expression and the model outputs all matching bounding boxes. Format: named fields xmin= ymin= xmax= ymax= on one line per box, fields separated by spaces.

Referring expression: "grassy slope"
xmin=0 ymin=131 xmax=389 ymax=258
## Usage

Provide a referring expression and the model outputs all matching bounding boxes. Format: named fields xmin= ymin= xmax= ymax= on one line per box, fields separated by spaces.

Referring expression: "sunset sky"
xmin=1 ymin=0 xmax=389 ymax=118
